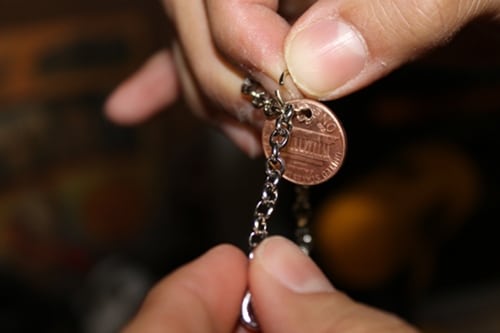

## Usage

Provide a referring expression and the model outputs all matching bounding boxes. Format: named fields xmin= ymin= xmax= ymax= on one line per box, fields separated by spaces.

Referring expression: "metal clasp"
xmin=240 ymin=290 xmax=259 ymax=331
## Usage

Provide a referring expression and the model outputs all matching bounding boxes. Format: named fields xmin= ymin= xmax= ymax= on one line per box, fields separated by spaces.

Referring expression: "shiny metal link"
xmin=242 ymin=78 xmax=283 ymax=119
xmin=241 ymin=291 xmax=259 ymax=331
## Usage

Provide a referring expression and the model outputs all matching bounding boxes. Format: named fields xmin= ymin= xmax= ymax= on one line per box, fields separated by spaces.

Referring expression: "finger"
xmin=172 ymin=41 xmax=263 ymax=158
xmin=105 ymin=50 xmax=179 ymax=125
xmin=123 ymin=244 xmax=248 ymax=333
xmin=219 ymin=118 xmax=263 ymax=158
xmin=166 ymin=0 xmax=254 ymax=115
xmin=249 ymin=237 xmax=419 ymax=333
xmin=166 ymin=0 xmax=264 ymax=156
xmin=206 ymin=0 xmax=302 ymax=98
xmin=285 ymin=0 xmax=500 ymax=100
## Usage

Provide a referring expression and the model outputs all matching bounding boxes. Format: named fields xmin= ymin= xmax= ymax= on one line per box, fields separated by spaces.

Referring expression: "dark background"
xmin=0 ymin=1 xmax=499 ymax=332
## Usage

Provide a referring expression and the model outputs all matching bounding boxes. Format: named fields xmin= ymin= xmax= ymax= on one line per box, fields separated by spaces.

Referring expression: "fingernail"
xmin=286 ymin=18 xmax=367 ymax=99
xmin=254 ymin=236 xmax=334 ymax=294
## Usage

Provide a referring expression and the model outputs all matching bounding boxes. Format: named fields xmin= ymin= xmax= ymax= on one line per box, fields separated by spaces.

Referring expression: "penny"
xmin=262 ymin=99 xmax=346 ymax=186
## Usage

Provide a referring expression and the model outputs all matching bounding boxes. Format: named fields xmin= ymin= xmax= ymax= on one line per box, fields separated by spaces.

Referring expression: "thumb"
xmin=249 ymin=236 xmax=418 ymax=333
xmin=285 ymin=0 xmax=499 ymax=100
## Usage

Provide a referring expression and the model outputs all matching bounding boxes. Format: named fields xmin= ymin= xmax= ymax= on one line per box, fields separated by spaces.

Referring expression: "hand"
xmin=121 ymin=244 xmax=248 ymax=332
xmin=122 ymin=237 xmax=419 ymax=332
xmin=105 ymin=0 xmax=500 ymax=157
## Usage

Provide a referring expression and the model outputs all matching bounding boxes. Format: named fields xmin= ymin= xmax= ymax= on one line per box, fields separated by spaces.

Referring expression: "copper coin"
xmin=262 ymin=99 xmax=346 ymax=186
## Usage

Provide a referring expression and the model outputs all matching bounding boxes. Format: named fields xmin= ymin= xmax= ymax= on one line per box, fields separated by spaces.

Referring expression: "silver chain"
xmin=241 ymin=78 xmax=284 ymax=119
xmin=241 ymin=77 xmax=314 ymax=331
xmin=242 ymin=78 xmax=295 ymax=250
xmin=242 ymin=78 xmax=313 ymax=251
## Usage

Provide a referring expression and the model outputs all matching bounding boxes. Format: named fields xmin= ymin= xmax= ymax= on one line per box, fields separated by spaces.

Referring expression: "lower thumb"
xmin=249 ymin=236 xmax=418 ymax=333
xmin=285 ymin=0 xmax=499 ymax=100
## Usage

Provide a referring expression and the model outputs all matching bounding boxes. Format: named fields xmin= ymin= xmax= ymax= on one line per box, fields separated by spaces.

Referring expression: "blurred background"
xmin=0 ymin=1 xmax=499 ymax=332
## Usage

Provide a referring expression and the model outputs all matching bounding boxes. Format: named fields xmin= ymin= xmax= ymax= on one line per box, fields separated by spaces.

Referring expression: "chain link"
xmin=242 ymin=78 xmax=283 ymax=119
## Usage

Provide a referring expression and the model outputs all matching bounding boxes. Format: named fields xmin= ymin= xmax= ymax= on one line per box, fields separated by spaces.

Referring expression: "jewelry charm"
xmin=239 ymin=74 xmax=346 ymax=330
xmin=262 ymin=99 xmax=346 ymax=185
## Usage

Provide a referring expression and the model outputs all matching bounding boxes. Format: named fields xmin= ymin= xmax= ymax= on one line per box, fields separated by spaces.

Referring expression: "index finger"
xmin=206 ymin=0 xmax=301 ymax=98
xmin=122 ymin=244 xmax=248 ymax=333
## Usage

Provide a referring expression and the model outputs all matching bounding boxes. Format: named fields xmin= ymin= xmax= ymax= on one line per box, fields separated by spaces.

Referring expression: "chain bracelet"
xmin=241 ymin=77 xmax=314 ymax=331
xmin=242 ymin=78 xmax=313 ymax=251
xmin=239 ymin=71 xmax=347 ymax=332
xmin=243 ymin=78 xmax=295 ymax=250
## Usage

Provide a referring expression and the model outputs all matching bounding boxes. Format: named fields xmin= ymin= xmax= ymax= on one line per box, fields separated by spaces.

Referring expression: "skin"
xmin=122 ymin=236 xmax=419 ymax=332
xmin=106 ymin=0 xmax=500 ymax=156
xmin=107 ymin=0 xmax=500 ymax=331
